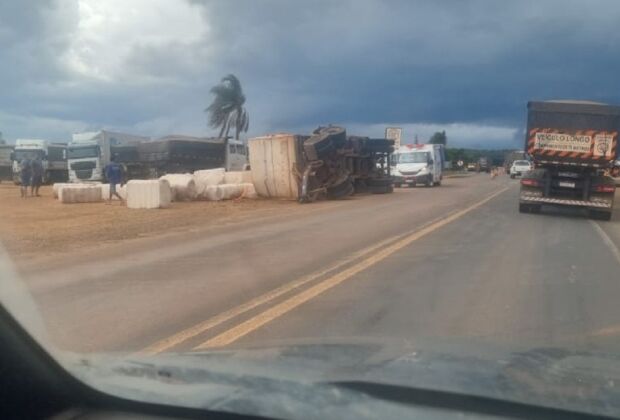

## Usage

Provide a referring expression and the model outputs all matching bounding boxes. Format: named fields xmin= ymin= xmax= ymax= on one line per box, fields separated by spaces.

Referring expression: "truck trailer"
xmin=136 ymin=135 xmax=247 ymax=177
xmin=11 ymin=139 xmax=68 ymax=184
xmin=519 ymin=100 xmax=619 ymax=220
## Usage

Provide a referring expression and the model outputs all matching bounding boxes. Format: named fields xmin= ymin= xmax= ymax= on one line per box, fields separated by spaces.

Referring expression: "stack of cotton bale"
xmin=126 ymin=179 xmax=172 ymax=209
xmin=159 ymin=174 xmax=197 ymax=201
xmin=58 ymin=184 xmax=103 ymax=204
xmin=100 ymin=183 xmax=128 ymax=201
xmin=192 ymin=168 xmax=257 ymax=201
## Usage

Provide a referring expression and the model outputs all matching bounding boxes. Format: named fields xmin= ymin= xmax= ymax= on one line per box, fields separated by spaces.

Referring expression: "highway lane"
xmin=229 ymin=184 xmax=620 ymax=354
xmin=16 ymin=173 xmax=620 ymax=356
xmin=20 ymin=174 xmax=503 ymax=353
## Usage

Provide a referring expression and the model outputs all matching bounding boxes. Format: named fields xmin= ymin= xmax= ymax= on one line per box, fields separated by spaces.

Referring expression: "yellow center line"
xmin=140 ymin=222 xmax=417 ymax=355
xmin=194 ymin=187 xmax=510 ymax=350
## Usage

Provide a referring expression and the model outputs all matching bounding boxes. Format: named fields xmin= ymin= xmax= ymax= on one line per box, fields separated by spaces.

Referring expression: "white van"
xmin=391 ymin=144 xmax=445 ymax=187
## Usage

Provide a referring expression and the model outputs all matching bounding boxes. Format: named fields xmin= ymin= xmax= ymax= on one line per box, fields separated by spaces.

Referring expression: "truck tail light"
xmin=520 ymin=178 xmax=541 ymax=187
xmin=593 ymin=184 xmax=616 ymax=193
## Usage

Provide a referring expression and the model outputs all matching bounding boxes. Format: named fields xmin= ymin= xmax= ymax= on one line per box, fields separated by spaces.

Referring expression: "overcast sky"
xmin=2 ymin=0 xmax=620 ymax=148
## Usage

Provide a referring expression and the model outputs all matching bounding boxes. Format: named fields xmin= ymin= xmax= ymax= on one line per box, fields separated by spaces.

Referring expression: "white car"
xmin=510 ymin=160 xmax=532 ymax=178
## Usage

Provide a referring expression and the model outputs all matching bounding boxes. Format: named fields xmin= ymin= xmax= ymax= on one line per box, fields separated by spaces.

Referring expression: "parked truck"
xmin=391 ymin=144 xmax=445 ymax=187
xmin=67 ymin=130 xmax=149 ymax=182
xmin=0 ymin=144 xmax=13 ymax=182
xmin=11 ymin=139 xmax=68 ymax=184
xmin=136 ymin=135 xmax=247 ymax=177
xmin=519 ymin=100 xmax=619 ymax=220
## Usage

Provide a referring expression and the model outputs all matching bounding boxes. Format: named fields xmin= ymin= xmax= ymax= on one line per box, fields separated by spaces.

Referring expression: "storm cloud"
xmin=2 ymin=0 xmax=620 ymax=147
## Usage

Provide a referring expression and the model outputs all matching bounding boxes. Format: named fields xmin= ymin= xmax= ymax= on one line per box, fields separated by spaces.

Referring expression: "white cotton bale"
xmin=193 ymin=168 xmax=225 ymax=198
xmin=160 ymin=174 xmax=197 ymax=201
xmin=219 ymin=183 xmax=244 ymax=200
xmin=204 ymin=185 xmax=223 ymax=201
xmin=52 ymin=183 xmax=75 ymax=199
xmin=241 ymin=171 xmax=253 ymax=184
xmin=240 ymin=182 xmax=258 ymax=199
xmin=126 ymin=179 xmax=172 ymax=209
xmin=100 ymin=183 xmax=128 ymax=201
xmin=223 ymin=171 xmax=245 ymax=184
xmin=59 ymin=185 xmax=103 ymax=204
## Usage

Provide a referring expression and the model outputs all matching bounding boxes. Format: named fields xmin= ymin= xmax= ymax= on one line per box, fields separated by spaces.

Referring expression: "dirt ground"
xmin=0 ymin=184 xmax=298 ymax=261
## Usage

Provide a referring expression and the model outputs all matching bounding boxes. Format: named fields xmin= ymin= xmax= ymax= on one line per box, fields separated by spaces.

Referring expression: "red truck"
xmin=519 ymin=100 xmax=618 ymax=220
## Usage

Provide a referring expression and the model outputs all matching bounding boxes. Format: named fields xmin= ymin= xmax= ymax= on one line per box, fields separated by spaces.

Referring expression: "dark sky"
xmin=2 ymin=0 xmax=620 ymax=148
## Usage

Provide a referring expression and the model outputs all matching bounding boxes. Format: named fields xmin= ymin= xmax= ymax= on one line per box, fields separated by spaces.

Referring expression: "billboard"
xmin=385 ymin=127 xmax=402 ymax=149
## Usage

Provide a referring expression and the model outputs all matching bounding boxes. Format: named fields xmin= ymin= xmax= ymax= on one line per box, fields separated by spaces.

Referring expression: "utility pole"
xmin=414 ymin=134 xmax=419 ymax=145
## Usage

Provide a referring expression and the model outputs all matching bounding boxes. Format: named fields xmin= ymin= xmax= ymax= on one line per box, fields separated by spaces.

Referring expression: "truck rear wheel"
xmin=590 ymin=209 xmax=612 ymax=221
xmin=368 ymin=177 xmax=394 ymax=194
xmin=519 ymin=203 xmax=541 ymax=214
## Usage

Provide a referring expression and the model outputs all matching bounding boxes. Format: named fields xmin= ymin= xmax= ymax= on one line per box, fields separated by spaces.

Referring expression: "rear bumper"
xmin=519 ymin=195 xmax=612 ymax=209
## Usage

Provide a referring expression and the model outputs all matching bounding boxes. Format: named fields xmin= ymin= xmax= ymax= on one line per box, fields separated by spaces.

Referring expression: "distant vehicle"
xmin=477 ymin=157 xmax=491 ymax=173
xmin=391 ymin=144 xmax=444 ymax=187
xmin=67 ymin=131 xmax=149 ymax=182
xmin=509 ymin=160 xmax=532 ymax=178
xmin=11 ymin=139 xmax=68 ymax=184
xmin=504 ymin=150 xmax=526 ymax=171
xmin=136 ymin=135 xmax=248 ymax=177
xmin=0 ymin=144 xmax=13 ymax=182
xmin=519 ymin=100 xmax=618 ymax=220
xmin=466 ymin=162 xmax=477 ymax=171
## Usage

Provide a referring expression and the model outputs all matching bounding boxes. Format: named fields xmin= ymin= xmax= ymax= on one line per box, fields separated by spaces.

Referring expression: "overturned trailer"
xmin=248 ymin=126 xmax=393 ymax=203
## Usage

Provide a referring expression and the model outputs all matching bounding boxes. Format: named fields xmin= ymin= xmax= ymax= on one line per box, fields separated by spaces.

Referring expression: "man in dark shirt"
xmin=30 ymin=156 xmax=44 ymax=197
xmin=19 ymin=158 xmax=32 ymax=198
xmin=104 ymin=155 xmax=125 ymax=203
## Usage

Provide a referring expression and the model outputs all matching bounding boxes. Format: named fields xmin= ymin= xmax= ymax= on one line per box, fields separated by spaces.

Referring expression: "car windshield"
xmin=397 ymin=152 xmax=429 ymax=163
xmin=2 ymin=2 xmax=620 ymax=420
xmin=67 ymin=145 xmax=99 ymax=159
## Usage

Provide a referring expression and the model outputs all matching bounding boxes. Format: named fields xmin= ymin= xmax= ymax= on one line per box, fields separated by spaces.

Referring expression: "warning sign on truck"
xmin=528 ymin=129 xmax=617 ymax=159
xmin=534 ymin=132 xmax=591 ymax=153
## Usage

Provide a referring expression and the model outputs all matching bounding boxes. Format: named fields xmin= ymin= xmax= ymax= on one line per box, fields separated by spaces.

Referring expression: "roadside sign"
xmin=385 ymin=127 xmax=402 ymax=149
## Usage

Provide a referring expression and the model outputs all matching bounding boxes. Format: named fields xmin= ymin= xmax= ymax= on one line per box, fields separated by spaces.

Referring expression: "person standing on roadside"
xmin=104 ymin=154 xmax=125 ymax=203
xmin=30 ymin=156 xmax=44 ymax=197
xmin=19 ymin=157 xmax=32 ymax=198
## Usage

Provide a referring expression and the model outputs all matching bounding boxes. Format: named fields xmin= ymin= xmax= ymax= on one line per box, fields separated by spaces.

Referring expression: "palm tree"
xmin=205 ymin=74 xmax=249 ymax=140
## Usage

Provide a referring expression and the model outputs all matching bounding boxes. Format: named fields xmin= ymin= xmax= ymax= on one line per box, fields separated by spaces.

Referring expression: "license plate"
xmin=559 ymin=181 xmax=575 ymax=188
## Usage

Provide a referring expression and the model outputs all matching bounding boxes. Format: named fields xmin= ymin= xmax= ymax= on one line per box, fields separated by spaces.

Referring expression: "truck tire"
xmin=353 ymin=178 xmax=369 ymax=194
xmin=312 ymin=126 xmax=347 ymax=148
xmin=590 ymin=209 xmax=612 ymax=221
xmin=305 ymin=127 xmax=346 ymax=161
xmin=519 ymin=203 xmax=541 ymax=213
xmin=368 ymin=177 xmax=394 ymax=194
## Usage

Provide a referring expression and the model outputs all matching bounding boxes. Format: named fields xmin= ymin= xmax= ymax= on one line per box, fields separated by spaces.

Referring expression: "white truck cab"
xmin=11 ymin=139 xmax=68 ymax=184
xmin=391 ymin=144 xmax=445 ymax=187
xmin=67 ymin=131 xmax=149 ymax=182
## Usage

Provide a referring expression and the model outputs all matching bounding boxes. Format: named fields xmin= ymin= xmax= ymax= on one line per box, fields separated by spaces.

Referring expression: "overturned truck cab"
xmin=520 ymin=100 xmax=618 ymax=220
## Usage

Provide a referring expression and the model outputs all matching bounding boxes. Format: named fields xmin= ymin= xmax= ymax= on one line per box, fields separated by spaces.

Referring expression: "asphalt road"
xmin=14 ymin=174 xmax=620 ymax=355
